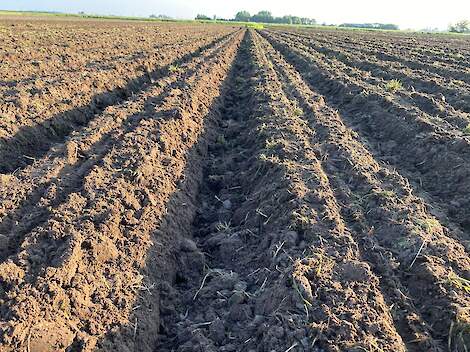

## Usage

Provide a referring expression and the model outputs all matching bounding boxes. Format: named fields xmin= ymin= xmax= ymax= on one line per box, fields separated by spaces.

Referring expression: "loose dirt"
xmin=0 ymin=17 xmax=469 ymax=352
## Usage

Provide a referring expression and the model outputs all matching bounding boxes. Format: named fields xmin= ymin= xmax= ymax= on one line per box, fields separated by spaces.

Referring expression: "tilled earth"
xmin=0 ymin=17 xmax=469 ymax=352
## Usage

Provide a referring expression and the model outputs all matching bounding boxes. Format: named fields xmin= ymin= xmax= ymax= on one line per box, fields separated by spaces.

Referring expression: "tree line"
xmin=339 ymin=23 xmax=399 ymax=30
xmin=449 ymin=20 xmax=470 ymax=33
xmin=195 ymin=11 xmax=316 ymax=25
xmin=156 ymin=12 xmax=468 ymax=33
xmin=234 ymin=10 xmax=316 ymax=25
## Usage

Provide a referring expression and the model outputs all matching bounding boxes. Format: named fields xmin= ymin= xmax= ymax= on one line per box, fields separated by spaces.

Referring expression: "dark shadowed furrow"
xmin=157 ymin=29 xmax=407 ymax=352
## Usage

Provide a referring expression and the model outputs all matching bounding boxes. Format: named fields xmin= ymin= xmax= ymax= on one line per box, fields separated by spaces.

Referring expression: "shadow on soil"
xmin=0 ymin=33 xmax=232 ymax=174
xmin=0 ymin=36 xmax=234 ymax=305
xmin=64 ymin=33 xmax=248 ymax=352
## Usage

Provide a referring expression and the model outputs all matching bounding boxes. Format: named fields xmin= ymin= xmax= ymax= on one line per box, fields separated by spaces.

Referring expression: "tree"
xmin=291 ymin=16 xmax=302 ymax=25
xmin=449 ymin=20 xmax=470 ymax=33
xmin=281 ymin=15 xmax=293 ymax=24
xmin=235 ymin=10 xmax=251 ymax=22
xmin=339 ymin=23 xmax=399 ymax=30
xmin=384 ymin=23 xmax=399 ymax=30
xmin=232 ymin=10 xmax=315 ymax=25
xmin=252 ymin=11 xmax=273 ymax=23
xmin=150 ymin=14 xmax=172 ymax=20
xmin=301 ymin=17 xmax=316 ymax=25
xmin=195 ymin=14 xmax=211 ymax=20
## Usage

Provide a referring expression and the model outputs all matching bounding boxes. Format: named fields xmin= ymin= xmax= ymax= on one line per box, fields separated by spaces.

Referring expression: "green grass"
xmin=416 ymin=218 xmax=441 ymax=234
xmin=0 ymin=10 xmax=63 ymax=16
xmin=293 ymin=107 xmax=303 ymax=116
xmin=216 ymin=134 xmax=227 ymax=146
xmin=168 ymin=65 xmax=181 ymax=73
xmin=245 ymin=23 xmax=264 ymax=29
xmin=385 ymin=79 xmax=403 ymax=92
xmin=448 ymin=271 xmax=470 ymax=294
xmin=463 ymin=123 xmax=470 ymax=135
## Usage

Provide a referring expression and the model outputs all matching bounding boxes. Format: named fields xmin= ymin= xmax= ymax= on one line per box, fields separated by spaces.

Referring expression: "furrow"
xmin=267 ymin=30 xmax=469 ymax=132
xmin=0 ymin=31 xmax=240 ymax=264
xmin=260 ymin=29 xmax=470 ymax=249
xmin=0 ymin=29 xmax=244 ymax=352
xmin=289 ymin=29 xmax=470 ymax=82
xmin=256 ymin=30 xmax=470 ymax=351
xmin=157 ymin=29 xmax=407 ymax=352
xmin=270 ymin=29 xmax=470 ymax=117
xmin=0 ymin=28 xmax=237 ymax=173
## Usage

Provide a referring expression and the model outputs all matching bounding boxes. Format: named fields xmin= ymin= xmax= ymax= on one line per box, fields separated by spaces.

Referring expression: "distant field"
xmin=0 ymin=9 xmax=181 ymax=22
xmin=2 ymin=10 xmax=469 ymax=35
xmin=0 ymin=15 xmax=469 ymax=352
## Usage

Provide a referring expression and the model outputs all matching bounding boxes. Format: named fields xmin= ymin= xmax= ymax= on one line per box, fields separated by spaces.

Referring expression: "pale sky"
xmin=1 ymin=0 xmax=469 ymax=30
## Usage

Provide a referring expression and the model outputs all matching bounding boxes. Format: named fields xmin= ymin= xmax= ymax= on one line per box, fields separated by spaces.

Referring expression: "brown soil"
xmin=261 ymin=29 xmax=470 ymax=243
xmin=0 ymin=19 xmax=244 ymax=351
xmin=0 ymin=18 xmax=236 ymax=172
xmin=0 ymin=17 xmax=469 ymax=352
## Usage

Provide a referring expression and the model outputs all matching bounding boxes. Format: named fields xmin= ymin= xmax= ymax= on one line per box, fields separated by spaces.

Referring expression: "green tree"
xmin=450 ymin=20 xmax=470 ymax=33
xmin=235 ymin=10 xmax=251 ymax=22
xmin=195 ymin=14 xmax=211 ymax=20
xmin=281 ymin=15 xmax=292 ymax=24
xmin=252 ymin=11 xmax=273 ymax=23
xmin=291 ymin=16 xmax=302 ymax=25
xmin=301 ymin=17 xmax=316 ymax=25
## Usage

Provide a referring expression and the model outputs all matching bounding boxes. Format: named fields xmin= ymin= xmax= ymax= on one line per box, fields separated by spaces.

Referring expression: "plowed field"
xmin=0 ymin=18 xmax=469 ymax=352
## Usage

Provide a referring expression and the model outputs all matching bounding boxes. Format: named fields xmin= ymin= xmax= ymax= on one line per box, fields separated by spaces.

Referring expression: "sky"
xmin=1 ymin=0 xmax=469 ymax=30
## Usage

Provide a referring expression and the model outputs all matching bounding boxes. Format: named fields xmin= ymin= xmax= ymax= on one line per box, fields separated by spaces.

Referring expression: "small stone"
xmin=272 ymin=326 xmax=284 ymax=339
xmin=452 ymin=138 xmax=467 ymax=152
xmin=217 ymin=271 xmax=239 ymax=291
xmin=252 ymin=315 xmax=264 ymax=326
xmin=181 ymin=238 xmax=198 ymax=252
xmin=284 ymin=231 xmax=298 ymax=245
xmin=229 ymin=303 xmax=249 ymax=322
xmin=222 ymin=199 xmax=232 ymax=210
xmin=209 ymin=318 xmax=225 ymax=344
xmin=221 ymin=344 xmax=237 ymax=352
xmin=450 ymin=200 xmax=461 ymax=207
xmin=219 ymin=289 xmax=231 ymax=297
xmin=229 ymin=291 xmax=245 ymax=306
xmin=205 ymin=310 xmax=218 ymax=321
xmin=193 ymin=314 xmax=204 ymax=323
xmin=205 ymin=233 xmax=227 ymax=247
xmin=0 ymin=234 xmax=9 ymax=251
xmin=294 ymin=328 xmax=306 ymax=339
xmin=234 ymin=281 xmax=247 ymax=292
